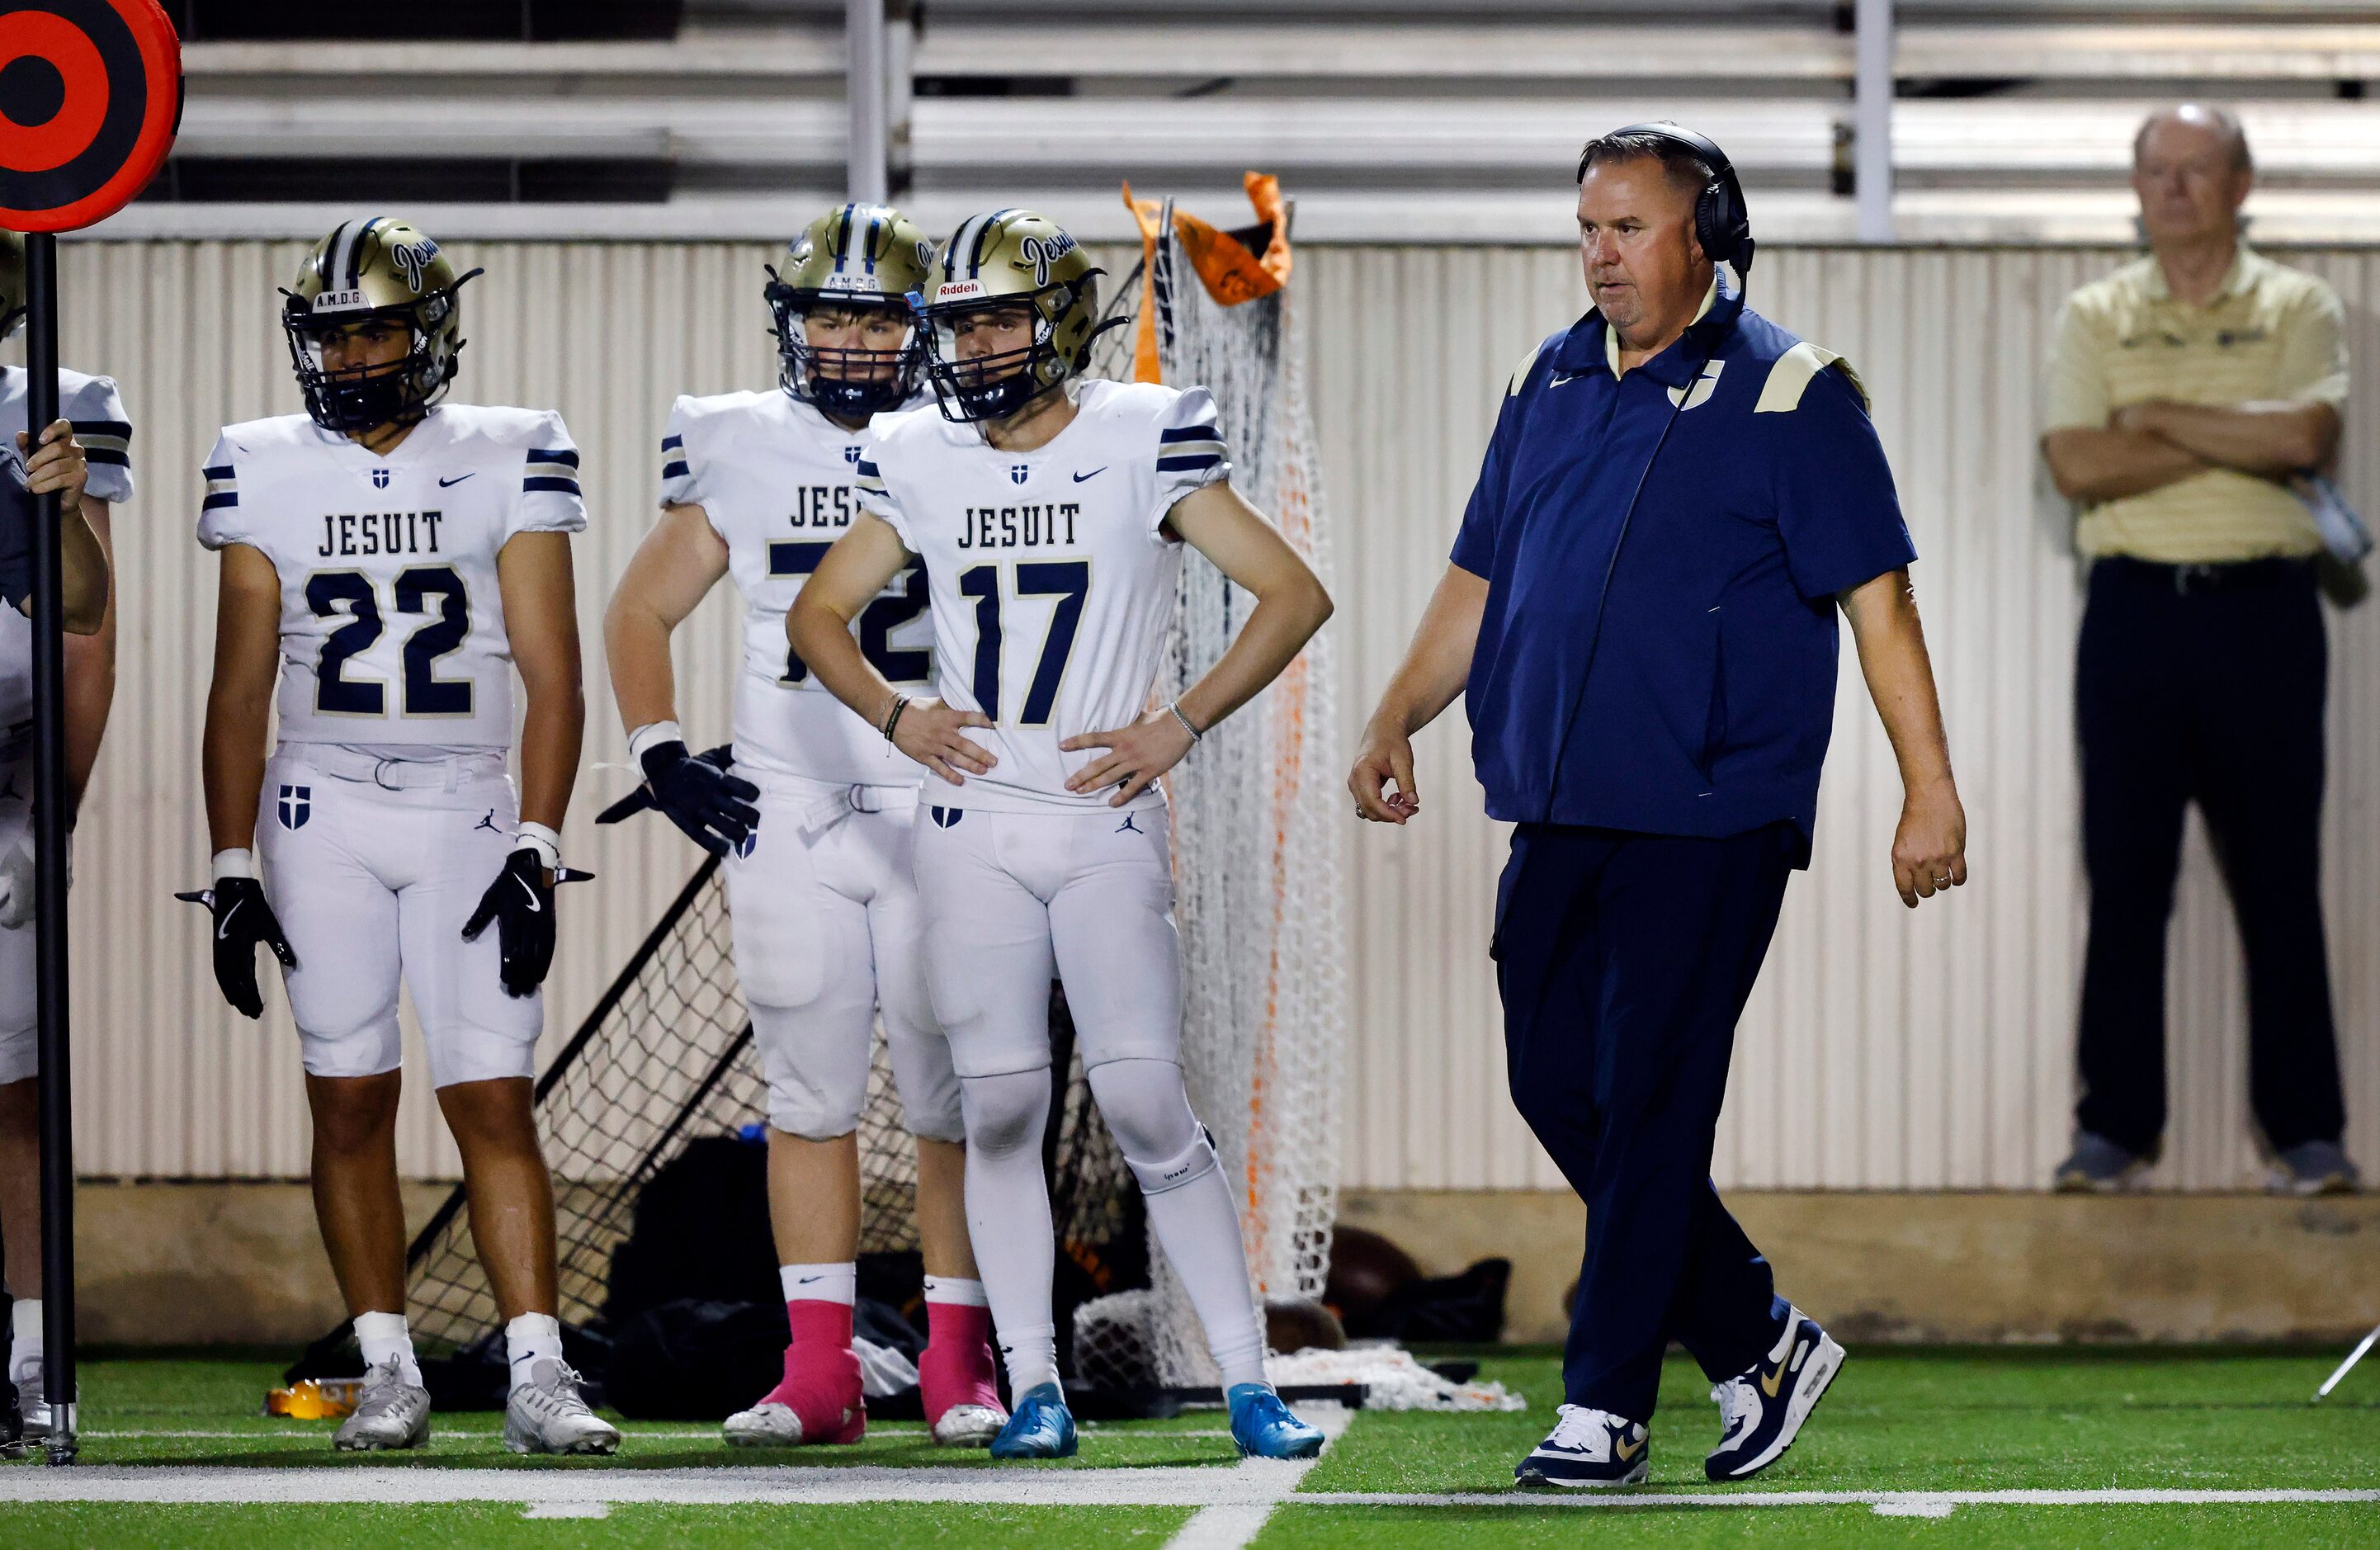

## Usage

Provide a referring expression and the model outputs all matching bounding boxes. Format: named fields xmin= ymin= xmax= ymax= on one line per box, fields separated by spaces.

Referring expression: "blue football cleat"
xmin=989 ymin=1382 xmax=1077 ymax=1460
xmin=1227 ymin=1383 xmax=1325 ymax=1459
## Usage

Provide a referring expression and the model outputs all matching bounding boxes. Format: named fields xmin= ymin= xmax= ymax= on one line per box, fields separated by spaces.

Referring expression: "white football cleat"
xmin=931 ymin=1402 xmax=1007 ymax=1448
xmin=503 ymin=1358 xmax=620 ymax=1456
xmin=721 ymin=1401 xmax=805 ymax=1448
xmin=333 ymin=1360 xmax=431 ymax=1452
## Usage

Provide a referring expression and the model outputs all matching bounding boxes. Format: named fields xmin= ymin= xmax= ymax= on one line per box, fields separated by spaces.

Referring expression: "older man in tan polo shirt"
xmin=2042 ymin=103 xmax=2356 ymax=1196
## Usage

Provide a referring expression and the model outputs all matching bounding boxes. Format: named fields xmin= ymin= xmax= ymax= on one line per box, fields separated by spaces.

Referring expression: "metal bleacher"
xmin=111 ymin=2 xmax=2380 ymax=243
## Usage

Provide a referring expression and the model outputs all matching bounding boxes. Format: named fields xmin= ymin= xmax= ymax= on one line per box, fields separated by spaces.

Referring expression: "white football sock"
xmin=504 ymin=1311 xmax=565 ymax=1392
xmin=923 ymin=1275 xmax=989 ymax=1308
xmin=1091 ymin=1058 xmax=1271 ymax=1392
xmin=9 ymin=1297 xmax=41 ymax=1388
xmin=959 ymin=1068 xmax=1061 ymax=1396
xmin=780 ymin=1262 xmax=857 ymax=1307
xmin=352 ymin=1310 xmax=422 ymax=1389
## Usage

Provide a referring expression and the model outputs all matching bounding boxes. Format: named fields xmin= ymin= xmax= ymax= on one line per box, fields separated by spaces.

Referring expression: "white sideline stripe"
xmin=1 ymin=1471 xmax=2373 ymax=1515
xmin=1292 ymin=1489 xmax=2380 ymax=1510
xmin=1164 ymin=1406 xmax=1354 ymax=1549
xmin=522 ymin=1501 xmax=611 ymax=1519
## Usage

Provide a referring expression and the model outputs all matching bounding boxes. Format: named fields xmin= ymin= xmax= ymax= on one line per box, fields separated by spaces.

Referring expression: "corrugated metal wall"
xmin=45 ymin=239 xmax=2380 ymax=1192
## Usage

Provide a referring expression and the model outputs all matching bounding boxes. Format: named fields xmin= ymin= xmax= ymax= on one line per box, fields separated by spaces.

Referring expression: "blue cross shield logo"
xmin=843 ymin=445 xmax=862 ymax=465
xmin=930 ymin=806 xmax=964 ymax=829
xmin=371 ymin=468 xmax=391 ymax=489
xmin=734 ymin=826 xmax=759 ymax=860
xmin=277 ymin=784 xmax=312 ymax=830
xmin=1008 ymin=464 xmax=1030 ymax=485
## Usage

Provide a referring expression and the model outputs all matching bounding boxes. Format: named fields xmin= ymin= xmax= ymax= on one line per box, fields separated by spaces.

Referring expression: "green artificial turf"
xmin=0 ymin=1346 xmax=2373 ymax=1547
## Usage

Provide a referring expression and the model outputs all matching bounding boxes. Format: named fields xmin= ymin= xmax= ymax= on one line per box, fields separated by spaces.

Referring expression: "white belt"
xmin=746 ymin=769 xmax=918 ymax=832
xmin=279 ymin=744 xmax=508 ymax=792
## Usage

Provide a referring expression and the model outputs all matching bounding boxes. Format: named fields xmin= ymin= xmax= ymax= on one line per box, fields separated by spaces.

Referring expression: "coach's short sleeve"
xmin=659 ymin=395 xmax=706 ymax=513
xmin=1152 ymin=385 xmax=1230 ymax=528
xmin=66 ymin=375 xmax=132 ymax=505
xmin=512 ymin=410 xmax=588 ymax=537
xmin=854 ymin=452 xmax=914 ymax=551
xmin=1767 ymin=353 xmax=1918 ymax=600
xmin=2042 ymin=296 xmax=2112 ymax=434
xmin=2275 ymin=278 xmax=2350 ymax=410
xmin=196 ymin=431 xmax=248 ymax=551
xmin=1451 ymin=338 xmax=1546 ymax=578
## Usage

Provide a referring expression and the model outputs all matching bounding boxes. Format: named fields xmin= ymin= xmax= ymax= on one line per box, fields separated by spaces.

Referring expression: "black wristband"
xmin=639 ymin=739 xmax=690 ymax=783
xmin=881 ymin=695 xmax=912 ymax=742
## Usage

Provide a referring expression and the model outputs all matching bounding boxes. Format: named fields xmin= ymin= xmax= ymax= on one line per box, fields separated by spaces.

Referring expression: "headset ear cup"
xmin=1697 ymin=181 xmax=1732 ymax=267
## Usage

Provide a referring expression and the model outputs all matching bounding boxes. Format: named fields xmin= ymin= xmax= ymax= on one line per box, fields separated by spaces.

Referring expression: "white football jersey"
xmin=0 ymin=366 xmax=134 ymax=735
xmin=659 ymin=389 xmax=930 ymax=785
xmin=857 ymin=378 xmax=1229 ymax=814
xmin=196 ymin=404 xmax=587 ymax=750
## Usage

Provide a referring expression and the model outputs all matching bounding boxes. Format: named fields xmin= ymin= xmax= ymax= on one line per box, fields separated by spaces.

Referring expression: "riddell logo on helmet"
xmin=936 ymin=280 xmax=987 ymax=304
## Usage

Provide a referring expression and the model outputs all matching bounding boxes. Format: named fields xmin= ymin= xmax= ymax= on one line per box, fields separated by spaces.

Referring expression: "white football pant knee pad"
xmin=958 ymin=1066 xmax=1051 ymax=1157
xmin=752 ymin=999 xmax=871 ymax=1141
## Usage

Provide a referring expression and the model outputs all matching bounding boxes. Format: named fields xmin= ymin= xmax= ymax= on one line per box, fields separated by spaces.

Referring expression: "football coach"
xmin=1350 ymin=125 xmax=1968 ymax=1488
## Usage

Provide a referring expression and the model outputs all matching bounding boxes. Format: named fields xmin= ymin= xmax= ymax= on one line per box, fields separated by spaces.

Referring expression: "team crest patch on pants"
xmin=277 ymin=785 xmax=312 ymax=830
xmin=930 ymin=806 xmax=964 ymax=829
xmin=734 ymin=825 xmax=759 ymax=859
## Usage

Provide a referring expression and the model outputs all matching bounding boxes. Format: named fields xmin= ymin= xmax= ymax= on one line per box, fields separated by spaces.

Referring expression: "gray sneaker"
xmin=2053 ymin=1132 xmax=2149 ymax=1193
xmin=2271 ymin=1141 xmax=2361 ymax=1196
xmin=333 ymin=1360 xmax=431 ymax=1453
xmin=503 ymin=1358 xmax=620 ymax=1456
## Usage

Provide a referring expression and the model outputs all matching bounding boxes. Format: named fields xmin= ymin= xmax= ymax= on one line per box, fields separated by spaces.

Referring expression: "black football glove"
xmin=597 ymin=741 xmax=758 ymax=854
xmin=461 ymin=847 xmax=592 ymax=998
xmin=175 ymin=877 xmax=297 ymax=1019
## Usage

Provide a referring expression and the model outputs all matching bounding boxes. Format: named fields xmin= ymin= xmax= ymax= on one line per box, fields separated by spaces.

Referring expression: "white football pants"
xmin=257 ymin=747 xmax=541 ymax=1089
xmin=722 ymin=773 xmax=961 ymax=1142
xmin=0 ymin=757 xmax=31 ymax=1085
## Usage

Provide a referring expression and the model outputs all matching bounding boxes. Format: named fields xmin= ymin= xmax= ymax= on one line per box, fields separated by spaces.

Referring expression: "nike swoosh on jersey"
xmin=1550 ymin=373 xmax=1581 ymax=386
xmin=439 ymin=473 xmax=477 ymax=487
xmin=1072 ymin=466 xmax=1107 ymax=482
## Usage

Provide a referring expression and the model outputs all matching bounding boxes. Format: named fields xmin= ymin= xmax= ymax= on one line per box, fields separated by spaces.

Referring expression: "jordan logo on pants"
xmin=277 ymin=785 xmax=312 ymax=830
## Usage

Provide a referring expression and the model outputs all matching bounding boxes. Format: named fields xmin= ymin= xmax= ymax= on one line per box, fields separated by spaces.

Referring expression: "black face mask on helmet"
xmin=920 ymin=286 xmax=1089 ymax=425
xmin=765 ymin=280 xmax=922 ymax=420
xmin=282 ymin=289 xmax=465 ymax=435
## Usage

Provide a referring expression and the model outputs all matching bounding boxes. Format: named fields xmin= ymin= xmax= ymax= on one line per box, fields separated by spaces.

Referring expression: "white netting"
xmin=1078 ymin=195 xmax=1348 ymax=1390
xmin=1266 ymin=1345 xmax=1528 ymax=1413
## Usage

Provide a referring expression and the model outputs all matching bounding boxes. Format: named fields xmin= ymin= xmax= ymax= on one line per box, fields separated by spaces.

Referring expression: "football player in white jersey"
xmin=189 ymin=220 xmax=616 ymax=1457
xmin=791 ymin=210 xmax=1335 ymax=1460
xmin=0 ymin=225 xmax=116 ymax=1448
xmin=602 ymin=204 xmax=1003 ymax=1449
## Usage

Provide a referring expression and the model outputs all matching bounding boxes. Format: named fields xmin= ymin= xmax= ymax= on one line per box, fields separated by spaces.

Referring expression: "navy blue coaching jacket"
xmin=1451 ymin=270 xmax=1915 ymax=858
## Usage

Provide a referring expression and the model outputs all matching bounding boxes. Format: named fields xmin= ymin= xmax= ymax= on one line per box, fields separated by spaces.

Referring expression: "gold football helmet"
xmin=281 ymin=218 xmax=481 ymax=432
xmin=918 ymin=209 xmax=1111 ymax=423
xmin=765 ymin=202 xmax=934 ymax=418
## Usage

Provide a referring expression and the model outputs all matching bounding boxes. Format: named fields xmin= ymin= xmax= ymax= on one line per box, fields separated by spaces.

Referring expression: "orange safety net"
xmin=1123 ymin=172 xmax=1295 ymax=385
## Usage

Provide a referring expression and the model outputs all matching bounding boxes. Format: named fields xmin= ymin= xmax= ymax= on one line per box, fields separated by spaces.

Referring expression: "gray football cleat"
xmin=2271 ymin=1140 xmax=2361 ymax=1197
xmin=503 ymin=1358 xmax=620 ymax=1456
xmin=333 ymin=1360 xmax=431 ymax=1452
xmin=2052 ymin=1132 xmax=2149 ymax=1193
xmin=12 ymin=1361 xmax=74 ymax=1442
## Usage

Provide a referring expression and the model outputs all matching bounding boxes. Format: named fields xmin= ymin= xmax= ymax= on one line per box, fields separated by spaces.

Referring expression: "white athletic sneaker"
xmin=333 ymin=1360 xmax=432 ymax=1452
xmin=1513 ymin=1402 xmax=1650 ymax=1487
xmin=12 ymin=1362 xmax=71 ymax=1441
xmin=502 ymin=1358 xmax=620 ymax=1456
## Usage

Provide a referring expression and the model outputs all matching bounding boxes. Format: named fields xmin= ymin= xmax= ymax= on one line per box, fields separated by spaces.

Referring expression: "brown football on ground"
xmin=1323 ymin=1226 xmax=1423 ymax=1326
xmin=1266 ymin=1295 xmax=1348 ymax=1354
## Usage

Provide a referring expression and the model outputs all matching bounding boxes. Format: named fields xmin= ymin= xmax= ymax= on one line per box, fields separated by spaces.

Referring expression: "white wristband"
xmin=514 ymin=822 xmax=563 ymax=872
xmin=627 ymin=721 xmax=683 ymax=762
xmin=212 ymin=848 xmax=255 ymax=881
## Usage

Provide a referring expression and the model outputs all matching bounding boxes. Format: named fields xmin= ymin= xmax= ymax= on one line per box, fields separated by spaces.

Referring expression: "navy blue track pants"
xmin=1494 ymin=821 xmax=1795 ymax=1422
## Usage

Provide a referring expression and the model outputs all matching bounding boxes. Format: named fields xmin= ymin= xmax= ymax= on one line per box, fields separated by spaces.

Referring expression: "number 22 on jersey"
xmin=307 ymin=565 xmax=473 ymax=717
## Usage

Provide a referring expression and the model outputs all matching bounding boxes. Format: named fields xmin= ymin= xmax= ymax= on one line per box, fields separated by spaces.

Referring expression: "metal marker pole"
xmin=847 ymin=0 xmax=890 ymax=203
xmin=25 ymin=229 xmax=76 ymax=1464
xmin=1853 ymin=0 xmax=1895 ymax=243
